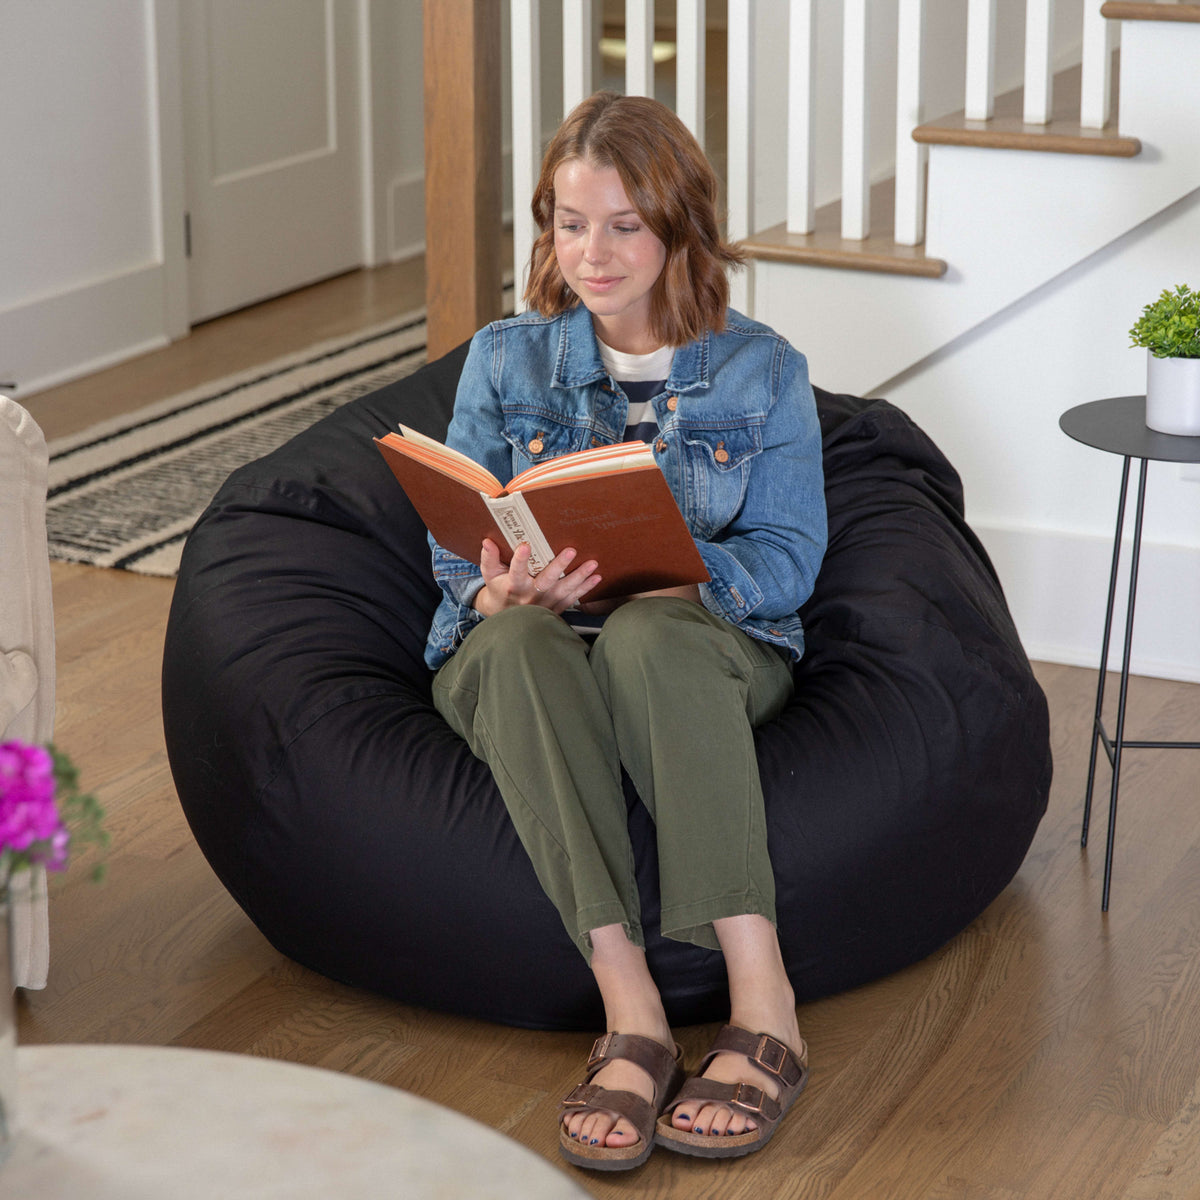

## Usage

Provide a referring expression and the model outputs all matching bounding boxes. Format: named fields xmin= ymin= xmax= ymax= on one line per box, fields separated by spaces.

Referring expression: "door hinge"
xmin=184 ymin=212 xmax=192 ymax=258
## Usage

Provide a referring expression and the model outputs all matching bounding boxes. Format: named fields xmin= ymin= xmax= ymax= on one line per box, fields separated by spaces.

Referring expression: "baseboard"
xmin=1 ymin=263 xmax=172 ymax=399
xmin=976 ymin=521 xmax=1200 ymax=685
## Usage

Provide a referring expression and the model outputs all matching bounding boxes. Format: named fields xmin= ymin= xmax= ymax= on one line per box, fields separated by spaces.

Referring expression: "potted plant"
xmin=1129 ymin=283 xmax=1200 ymax=436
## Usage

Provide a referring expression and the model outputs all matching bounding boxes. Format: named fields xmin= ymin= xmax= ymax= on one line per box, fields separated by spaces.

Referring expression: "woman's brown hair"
xmin=524 ymin=91 xmax=745 ymax=347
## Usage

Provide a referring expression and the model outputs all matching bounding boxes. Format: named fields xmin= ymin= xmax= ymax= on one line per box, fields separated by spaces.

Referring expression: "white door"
xmin=182 ymin=0 xmax=364 ymax=322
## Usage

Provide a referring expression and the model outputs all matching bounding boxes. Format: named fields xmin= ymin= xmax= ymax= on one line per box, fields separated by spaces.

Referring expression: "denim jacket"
xmin=424 ymin=304 xmax=827 ymax=669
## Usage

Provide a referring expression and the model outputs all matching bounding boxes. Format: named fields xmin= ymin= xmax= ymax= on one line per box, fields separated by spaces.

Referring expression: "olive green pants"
xmin=432 ymin=599 xmax=794 ymax=960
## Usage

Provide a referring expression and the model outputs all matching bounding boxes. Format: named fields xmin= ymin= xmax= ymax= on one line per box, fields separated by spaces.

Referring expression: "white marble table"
xmin=0 ymin=1044 xmax=592 ymax=1199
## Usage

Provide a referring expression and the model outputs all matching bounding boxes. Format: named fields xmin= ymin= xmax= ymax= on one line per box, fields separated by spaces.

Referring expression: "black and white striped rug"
xmin=45 ymin=310 xmax=431 ymax=577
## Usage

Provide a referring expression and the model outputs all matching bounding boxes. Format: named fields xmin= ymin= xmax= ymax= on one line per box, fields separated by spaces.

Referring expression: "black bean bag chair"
xmin=162 ymin=341 xmax=1051 ymax=1031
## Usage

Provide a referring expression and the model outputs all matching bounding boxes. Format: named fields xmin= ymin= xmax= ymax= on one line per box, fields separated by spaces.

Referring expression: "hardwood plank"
xmin=914 ymin=63 xmax=1141 ymax=157
xmin=742 ymin=177 xmax=949 ymax=279
xmin=21 ymin=260 xmax=429 ymax=443
xmin=1124 ymin=1075 xmax=1200 ymax=1198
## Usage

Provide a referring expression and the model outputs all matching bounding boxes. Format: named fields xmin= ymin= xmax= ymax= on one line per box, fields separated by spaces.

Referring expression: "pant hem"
xmin=659 ymin=892 xmax=776 ymax=952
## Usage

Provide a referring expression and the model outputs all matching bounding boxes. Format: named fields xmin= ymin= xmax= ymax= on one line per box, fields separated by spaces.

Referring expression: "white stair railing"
xmin=966 ymin=0 xmax=999 ymax=120
xmin=511 ymin=0 xmax=540 ymax=312
xmin=726 ymin=0 xmax=755 ymax=312
xmin=841 ymin=0 xmax=871 ymax=240
xmin=506 ymin=0 xmax=1125 ymax=299
xmin=1081 ymin=0 xmax=1118 ymax=129
xmin=624 ymin=0 xmax=654 ymax=97
xmin=894 ymin=0 xmax=927 ymax=246
xmin=787 ymin=0 xmax=817 ymax=235
xmin=562 ymin=0 xmax=594 ymax=114
xmin=675 ymin=0 xmax=706 ymax=149
xmin=1024 ymin=0 xmax=1056 ymax=124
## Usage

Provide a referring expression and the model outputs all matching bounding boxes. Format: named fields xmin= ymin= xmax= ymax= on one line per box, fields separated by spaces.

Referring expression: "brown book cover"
xmin=374 ymin=426 xmax=709 ymax=600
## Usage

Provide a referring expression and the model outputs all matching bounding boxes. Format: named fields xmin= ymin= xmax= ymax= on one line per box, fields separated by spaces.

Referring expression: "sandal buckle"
xmin=753 ymin=1034 xmax=789 ymax=1076
xmin=587 ymin=1032 xmax=615 ymax=1070
xmin=729 ymin=1082 xmax=768 ymax=1116
xmin=562 ymin=1083 xmax=600 ymax=1109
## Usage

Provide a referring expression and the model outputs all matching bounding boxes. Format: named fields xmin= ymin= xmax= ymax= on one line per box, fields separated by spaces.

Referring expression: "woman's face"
xmin=552 ymin=158 xmax=667 ymax=354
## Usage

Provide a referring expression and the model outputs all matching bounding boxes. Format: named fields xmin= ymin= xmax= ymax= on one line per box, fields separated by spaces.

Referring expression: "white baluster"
xmin=562 ymin=0 xmax=593 ymax=115
xmin=727 ymin=0 xmax=754 ymax=313
xmin=1024 ymin=0 xmax=1056 ymax=125
xmin=1080 ymin=0 xmax=1116 ymax=129
xmin=787 ymin=0 xmax=816 ymax=235
xmin=625 ymin=0 xmax=654 ymax=98
xmin=511 ymin=0 xmax=541 ymax=312
xmin=894 ymin=0 xmax=926 ymax=246
xmin=842 ymin=0 xmax=870 ymax=241
xmin=966 ymin=0 xmax=997 ymax=121
xmin=676 ymin=0 xmax=706 ymax=150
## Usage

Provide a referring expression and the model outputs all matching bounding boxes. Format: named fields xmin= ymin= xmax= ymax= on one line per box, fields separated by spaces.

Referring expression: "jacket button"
xmin=714 ymin=441 xmax=729 ymax=464
xmin=666 ymin=395 xmax=678 ymax=411
xmin=528 ymin=437 xmax=544 ymax=455
xmin=591 ymin=436 xmax=601 ymax=447
xmin=655 ymin=439 xmax=667 ymax=453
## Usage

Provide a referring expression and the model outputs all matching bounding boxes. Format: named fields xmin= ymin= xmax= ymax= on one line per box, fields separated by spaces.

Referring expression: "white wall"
xmin=365 ymin=0 xmax=426 ymax=263
xmin=1 ymin=0 xmax=178 ymax=395
xmin=751 ymin=14 xmax=1200 ymax=684
xmin=881 ymin=189 xmax=1200 ymax=683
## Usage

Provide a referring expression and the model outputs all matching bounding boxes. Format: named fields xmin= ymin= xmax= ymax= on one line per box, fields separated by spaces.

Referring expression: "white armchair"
xmin=1 ymin=395 xmax=55 ymax=989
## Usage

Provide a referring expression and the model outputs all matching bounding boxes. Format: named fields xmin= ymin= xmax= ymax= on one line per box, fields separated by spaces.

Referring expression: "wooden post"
xmin=423 ymin=0 xmax=503 ymax=362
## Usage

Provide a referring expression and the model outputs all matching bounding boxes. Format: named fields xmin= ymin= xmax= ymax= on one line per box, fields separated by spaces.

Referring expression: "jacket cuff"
xmin=696 ymin=542 xmax=765 ymax=624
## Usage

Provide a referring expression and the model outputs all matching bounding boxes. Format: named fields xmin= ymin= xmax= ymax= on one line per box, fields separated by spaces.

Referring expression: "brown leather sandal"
xmin=654 ymin=1025 xmax=808 ymax=1159
xmin=558 ymin=1032 xmax=686 ymax=1172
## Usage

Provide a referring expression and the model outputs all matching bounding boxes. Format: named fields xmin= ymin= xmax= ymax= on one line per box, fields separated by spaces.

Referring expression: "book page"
xmin=509 ymin=441 xmax=655 ymax=492
xmin=383 ymin=427 xmax=502 ymax=494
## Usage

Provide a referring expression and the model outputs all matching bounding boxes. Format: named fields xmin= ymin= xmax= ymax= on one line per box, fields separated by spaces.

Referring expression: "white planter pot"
xmin=1145 ymin=351 xmax=1200 ymax=436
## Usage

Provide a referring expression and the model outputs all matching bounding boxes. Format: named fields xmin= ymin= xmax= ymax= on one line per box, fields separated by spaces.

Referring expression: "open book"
xmin=374 ymin=425 xmax=708 ymax=600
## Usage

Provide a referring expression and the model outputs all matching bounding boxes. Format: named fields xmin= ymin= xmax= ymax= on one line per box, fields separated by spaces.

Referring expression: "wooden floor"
xmin=18 ymin=262 xmax=1200 ymax=1199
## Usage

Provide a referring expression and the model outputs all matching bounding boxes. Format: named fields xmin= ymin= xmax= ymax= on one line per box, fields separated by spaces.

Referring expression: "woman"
xmin=426 ymin=91 xmax=826 ymax=1170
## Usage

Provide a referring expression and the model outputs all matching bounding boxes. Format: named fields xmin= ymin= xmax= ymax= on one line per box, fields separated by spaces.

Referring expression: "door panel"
xmin=183 ymin=0 xmax=362 ymax=322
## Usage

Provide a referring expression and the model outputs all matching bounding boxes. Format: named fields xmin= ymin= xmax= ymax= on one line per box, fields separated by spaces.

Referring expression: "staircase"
xmin=737 ymin=2 xmax=1200 ymax=398
xmin=737 ymin=1 xmax=1200 ymax=686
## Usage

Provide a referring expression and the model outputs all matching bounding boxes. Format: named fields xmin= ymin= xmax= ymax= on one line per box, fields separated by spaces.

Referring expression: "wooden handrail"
xmin=423 ymin=0 xmax=504 ymax=361
xmin=1100 ymin=2 xmax=1200 ymax=20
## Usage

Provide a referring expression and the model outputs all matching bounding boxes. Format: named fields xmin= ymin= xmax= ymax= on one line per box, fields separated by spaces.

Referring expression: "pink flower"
xmin=0 ymin=741 xmax=70 ymax=872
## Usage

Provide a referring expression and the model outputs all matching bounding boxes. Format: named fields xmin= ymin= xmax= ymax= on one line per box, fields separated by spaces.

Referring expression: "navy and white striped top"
xmin=565 ymin=341 xmax=676 ymax=636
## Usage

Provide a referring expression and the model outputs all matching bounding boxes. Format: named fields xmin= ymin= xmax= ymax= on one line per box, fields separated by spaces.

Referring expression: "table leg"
xmin=1082 ymin=457 xmax=1131 ymax=849
xmin=1101 ymin=457 xmax=1149 ymax=912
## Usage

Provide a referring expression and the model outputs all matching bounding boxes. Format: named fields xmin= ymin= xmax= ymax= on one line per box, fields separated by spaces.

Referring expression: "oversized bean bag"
xmin=162 ymin=342 xmax=1051 ymax=1031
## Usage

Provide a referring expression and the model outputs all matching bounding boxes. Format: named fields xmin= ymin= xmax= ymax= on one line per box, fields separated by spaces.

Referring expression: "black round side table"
xmin=1060 ymin=395 xmax=1200 ymax=911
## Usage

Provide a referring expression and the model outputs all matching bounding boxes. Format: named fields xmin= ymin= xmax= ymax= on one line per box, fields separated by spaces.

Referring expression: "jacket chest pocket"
xmin=501 ymin=414 xmax=590 ymax=471
xmin=680 ymin=424 xmax=763 ymax=536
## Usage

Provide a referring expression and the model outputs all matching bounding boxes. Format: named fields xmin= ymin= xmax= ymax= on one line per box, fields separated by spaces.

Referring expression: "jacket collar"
xmin=552 ymin=302 xmax=711 ymax=394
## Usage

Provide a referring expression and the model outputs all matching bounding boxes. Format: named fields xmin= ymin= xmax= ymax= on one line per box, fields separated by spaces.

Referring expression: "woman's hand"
xmin=472 ymin=539 xmax=602 ymax=618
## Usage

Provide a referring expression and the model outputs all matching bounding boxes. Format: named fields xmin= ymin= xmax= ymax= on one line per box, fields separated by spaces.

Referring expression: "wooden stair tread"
xmin=1101 ymin=2 xmax=1200 ymax=22
xmin=741 ymin=178 xmax=948 ymax=279
xmin=914 ymin=62 xmax=1140 ymax=158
